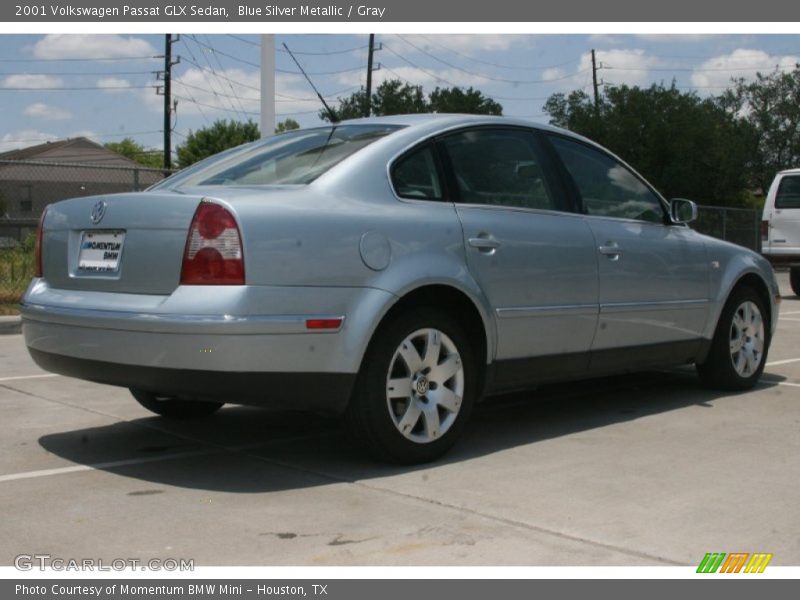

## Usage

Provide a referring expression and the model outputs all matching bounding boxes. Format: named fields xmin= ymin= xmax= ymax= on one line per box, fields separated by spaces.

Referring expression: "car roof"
xmin=336 ymin=113 xmax=591 ymax=143
xmin=777 ymin=167 xmax=800 ymax=175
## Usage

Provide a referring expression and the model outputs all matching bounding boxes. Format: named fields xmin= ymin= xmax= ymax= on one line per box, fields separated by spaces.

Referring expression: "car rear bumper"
xmin=21 ymin=280 xmax=397 ymax=413
xmin=27 ymin=348 xmax=355 ymax=414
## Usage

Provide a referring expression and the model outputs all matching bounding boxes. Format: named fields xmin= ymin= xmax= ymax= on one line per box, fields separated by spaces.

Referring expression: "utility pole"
xmin=163 ymin=34 xmax=173 ymax=170
xmin=156 ymin=35 xmax=179 ymax=170
xmin=591 ymin=49 xmax=600 ymax=114
xmin=365 ymin=34 xmax=375 ymax=117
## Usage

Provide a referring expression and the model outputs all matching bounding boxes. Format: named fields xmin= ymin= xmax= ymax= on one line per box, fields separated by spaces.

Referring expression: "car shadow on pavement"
xmin=38 ymin=369 xmax=785 ymax=494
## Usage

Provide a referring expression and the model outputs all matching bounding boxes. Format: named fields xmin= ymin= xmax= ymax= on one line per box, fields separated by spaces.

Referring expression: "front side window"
xmin=158 ymin=124 xmax=402 ymax=189
xmin=441 ymin=128 xmax=558 ymax=211
xmin=549 ymin=135 xmax=665 ymax=224
xmin=391 ymin=145 xmax=442 ymax=200
xmin=776 ymin=175 xmax=800 ymax=209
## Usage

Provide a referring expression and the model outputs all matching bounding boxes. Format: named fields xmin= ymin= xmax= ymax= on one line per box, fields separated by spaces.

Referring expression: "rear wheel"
xmin=696 ymin=286 xmax=769 ymax=390
xmin=347 ymin=308 xmax=477 ymax=464
xmin=791 ymin=267 xmax=800 ymax=296
xmin=130 ymin=389 xmax=224 ymax=419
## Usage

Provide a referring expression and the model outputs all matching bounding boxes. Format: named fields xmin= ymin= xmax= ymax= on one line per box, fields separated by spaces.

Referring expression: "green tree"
xmin=104 ymin=138 xmax=163 ymax=169
xmin=428 ymin=86 xmax=503 ymax=115
xmin=544 ymin=82 xmax=755 ymax=206
xmin=275 ymin=118 xmax=300 ymax=133
xmin=718 ymin=65 xmax=800 ymax=193
xmin=321 ymin=79 xmax=502 ymax=122
xmin=176 ymin=119 xmax=260 ymax=167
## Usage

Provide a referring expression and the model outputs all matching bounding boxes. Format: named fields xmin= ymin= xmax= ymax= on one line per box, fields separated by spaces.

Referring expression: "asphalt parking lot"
xmin=1 ymin=272 xmax=799 ymax=567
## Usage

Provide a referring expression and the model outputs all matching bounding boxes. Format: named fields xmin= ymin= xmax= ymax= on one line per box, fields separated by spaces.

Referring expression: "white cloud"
xmin=542 ymin=67 xmax=565 ymax=81
xmin=581 ymin=49 xmax=660 ymax=86
xmin=23 ymin=102 xmax=72 ymax=120
xmin=690 ymin=49 xmax=800 ymax=88
xmin=32 ymin=34 xmax=156 ymax=60
xmin=0 ymin=129 xmax=56 ymax=152
xmin=634 ymin=34 xmax=716 ymax=42
xmin=2 ymin=74 xmax=62 ymax=89
xmin=144 ymin=67 xmax=261 ymax=118
xmin=399 ymin=34 xmax=532 ymax=55
xmin=96 ymin=77 xmax=132 ymax=93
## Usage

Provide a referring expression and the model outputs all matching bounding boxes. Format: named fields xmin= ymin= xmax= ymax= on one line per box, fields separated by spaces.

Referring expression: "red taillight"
xmin=761 ymin=220 xmax=769 ymax=241
xmin=34 ymin=208 xmax=47 ymax=278
xmin=180 ymin=202 xmax=245 ymax=285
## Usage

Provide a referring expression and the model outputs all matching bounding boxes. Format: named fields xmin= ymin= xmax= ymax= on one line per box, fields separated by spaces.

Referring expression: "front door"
xmin=546 ymin=134 xmax=710 ymax=370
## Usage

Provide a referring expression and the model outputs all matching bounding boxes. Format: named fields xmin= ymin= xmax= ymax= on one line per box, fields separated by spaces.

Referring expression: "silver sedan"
xmin=22 ymin=114 xmax=780 ymax=463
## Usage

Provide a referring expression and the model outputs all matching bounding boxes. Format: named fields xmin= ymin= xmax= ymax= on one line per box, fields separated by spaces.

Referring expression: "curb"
xmin=0 ymin=315 xmax=22 ymax=335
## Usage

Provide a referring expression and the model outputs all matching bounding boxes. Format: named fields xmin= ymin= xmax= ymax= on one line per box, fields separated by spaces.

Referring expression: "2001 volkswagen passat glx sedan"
xmin=22 ymin=114 xmax=780 ymax=463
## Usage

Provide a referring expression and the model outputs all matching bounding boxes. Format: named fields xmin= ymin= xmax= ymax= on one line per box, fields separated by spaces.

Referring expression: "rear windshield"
xmin=776 ymin=175 xmax=800 ymax=209
xmin=157 ymin=124 xmax=402 ymax=189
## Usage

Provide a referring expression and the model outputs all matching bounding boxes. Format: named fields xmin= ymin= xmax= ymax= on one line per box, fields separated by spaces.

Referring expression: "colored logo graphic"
xmin=697 ymin=553 xmax=773 ymax=573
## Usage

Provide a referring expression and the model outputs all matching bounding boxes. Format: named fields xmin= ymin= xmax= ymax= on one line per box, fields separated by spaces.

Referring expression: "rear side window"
xmin=549 ymin=135 xmax=665 ymax=224
xmin=391 ymin=145 xmax=442 ymax=200
xmin=165 ymin=124 xmax=402 ymax=188
xmin=776 ymin=176 xmax=800 ymax=209
xmin=441 ymin=128 xmax=558 ymax=211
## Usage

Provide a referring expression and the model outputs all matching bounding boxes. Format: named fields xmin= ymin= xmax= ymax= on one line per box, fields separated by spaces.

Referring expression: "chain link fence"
xmin=692 ymin=204 xmax=762 ymax=253
xmin=0 ymin=158 xmax=172 ymax=245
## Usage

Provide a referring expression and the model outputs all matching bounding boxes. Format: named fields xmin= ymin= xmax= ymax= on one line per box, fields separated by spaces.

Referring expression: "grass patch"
xmin=0 ymin=234 xmax=35 ymax=314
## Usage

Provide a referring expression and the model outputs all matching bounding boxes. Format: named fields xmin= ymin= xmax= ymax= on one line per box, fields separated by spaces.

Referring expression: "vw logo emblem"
xmin=90 ymin=201 xmax=107 ymax=225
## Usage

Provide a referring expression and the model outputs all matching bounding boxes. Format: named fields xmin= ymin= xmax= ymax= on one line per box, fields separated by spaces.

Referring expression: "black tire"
xmin=346 ymin=307 xmax=478 ymax=464
xmin=791 ymin=267 xmax=800 ymax=297
xmin=130 ymin=389 xmax=224 ymax=419
xmin=696 ymin=286 xmax=770 ymax=391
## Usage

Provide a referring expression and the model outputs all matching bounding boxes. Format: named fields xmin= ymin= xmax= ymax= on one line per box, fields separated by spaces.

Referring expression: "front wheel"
xmin=696 ymin=286 xmax=769 ymax=390
xmin=130 ymin=389 xmax=224 ymax=419
xmin=346 ymin=308 xmax=478 ymax=464
xmin=790 ymin=267 xmax=800 ymax=297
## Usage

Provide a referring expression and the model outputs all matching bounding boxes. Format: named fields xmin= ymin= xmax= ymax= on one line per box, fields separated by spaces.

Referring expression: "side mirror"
xmin=670 ymin=198 xmax=698 ymax=224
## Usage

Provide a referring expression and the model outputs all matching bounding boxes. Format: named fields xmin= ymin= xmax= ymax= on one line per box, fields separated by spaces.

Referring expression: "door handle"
xmin=468 ymin=235 xmax=501 ymax=253
xmin=598 ymin=242 xmax=623 ymax=260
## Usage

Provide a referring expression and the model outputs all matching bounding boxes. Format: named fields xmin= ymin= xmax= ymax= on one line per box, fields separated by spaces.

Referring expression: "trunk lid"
xmin=41 ymin=192 xmax=205 ymax=295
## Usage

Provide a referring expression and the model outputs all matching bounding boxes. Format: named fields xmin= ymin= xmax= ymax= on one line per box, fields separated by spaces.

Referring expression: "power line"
xmin=186 ymin=35 xmax=260 ymax=68
xmin=173 ymin=93 xmax=322 ymax=118
xmin=0 ymin=85 xmax=153 ymax=91
xmin=227 ymin=34 xmax=369 ymax=56
xmin=179 ymin=55 xmax=260 ymax=91
xmin=385 ymin=43 xmax=590 ymax=86
xmin=185 ymin=35 xmax=247 ymax=120
xmin=0 ymin=70 xmax=155 ymax=76
xmin=605 ymin=64 xmax=800 ymax=73
xmin=204 ymin=34 xmax=250 ymax=117
xmin=0 ymin=130 xmax=163 ymax=144
xmin=0 ymin=56 xmax=158 ymax=62
xmin=417 ymin=35 xmax=582 ymax=72
xmin=395 ymin=36 xmax=590 ymax=85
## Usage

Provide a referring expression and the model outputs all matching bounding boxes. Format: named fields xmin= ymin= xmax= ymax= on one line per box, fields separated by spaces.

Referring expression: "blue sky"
xmin=0 ymin=33 xmax=798 ymax=155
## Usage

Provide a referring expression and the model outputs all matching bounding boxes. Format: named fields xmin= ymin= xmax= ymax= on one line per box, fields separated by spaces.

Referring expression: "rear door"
xmin=767 ymin=174 xmax=800 ymax=253
xmin=545 ymin=134 xmax=709 ymax=370
xmin=438 ymin=127 xmax=599 ymax=388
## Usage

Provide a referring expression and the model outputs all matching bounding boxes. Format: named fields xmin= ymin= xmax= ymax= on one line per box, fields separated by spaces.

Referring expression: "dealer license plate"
xmin=77 ymin=230 xmax=126 ymax=273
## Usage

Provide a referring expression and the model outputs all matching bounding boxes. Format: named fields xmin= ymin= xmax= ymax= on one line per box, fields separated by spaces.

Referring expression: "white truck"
xmin=762 ymin=168 xmax=800 ymax=296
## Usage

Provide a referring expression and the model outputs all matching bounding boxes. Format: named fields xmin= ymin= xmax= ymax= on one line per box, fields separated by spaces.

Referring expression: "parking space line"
xmin=0 ymin=449 xmax=220 ymax=483
xmin=0 ymin=374 xmax=58 ymax=383
xmin=766 ymin=357 xmax=800 ymax=366
xmin=0 ymin=435 xmax=334 ymax=484
xmin=779 ymin=317 xmax=800 ymax=322
xmin=780 ymin=310 xmax=800 ymax=315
